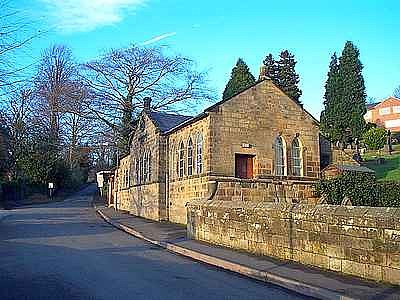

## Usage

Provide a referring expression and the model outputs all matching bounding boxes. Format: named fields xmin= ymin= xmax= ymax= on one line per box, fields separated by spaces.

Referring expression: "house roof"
xmin=367 ymin=102 xmax=380 ymax=110
xmin=148 ymin=111 xmax=192 ymax=133
xmin=369 ymin=96 xmax=400 ymax=110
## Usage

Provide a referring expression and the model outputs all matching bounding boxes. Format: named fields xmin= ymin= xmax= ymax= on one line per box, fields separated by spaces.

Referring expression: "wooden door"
xmin=235 ymin=154 xmax=254 ymax=179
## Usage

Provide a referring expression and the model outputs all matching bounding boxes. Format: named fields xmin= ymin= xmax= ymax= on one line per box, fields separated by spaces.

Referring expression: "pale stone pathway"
xmin=98 ymin=206 xmax=400 ymax=300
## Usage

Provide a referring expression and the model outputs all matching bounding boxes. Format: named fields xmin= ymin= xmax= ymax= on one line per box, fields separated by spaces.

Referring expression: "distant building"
xmin=364 ymin=96 xmax=400 ymax=132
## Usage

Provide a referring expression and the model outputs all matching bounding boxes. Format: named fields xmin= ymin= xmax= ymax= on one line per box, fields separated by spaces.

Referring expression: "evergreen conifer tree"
xmin=223 ymin=58 xmax=255 ymax=100
xmin=320 ymin=53 xmax=342 ymax=141
xmin=321 ymin=42 xmax=367 ymax=146
xmin=338 ymin=41 xmax=367 ymax=143
xmin=276 ymin=50 xmax=302 ymax=104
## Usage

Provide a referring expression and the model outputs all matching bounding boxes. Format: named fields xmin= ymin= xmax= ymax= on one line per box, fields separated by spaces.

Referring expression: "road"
xmin=0 ymin=185 xmax=311 ymax=300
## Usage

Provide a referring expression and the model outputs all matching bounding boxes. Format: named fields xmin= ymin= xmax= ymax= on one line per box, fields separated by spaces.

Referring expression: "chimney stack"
xmin=259 ymin=65 xmax=269 ymax=81
xmin=143 ymin=97 xmax=151 ymax=112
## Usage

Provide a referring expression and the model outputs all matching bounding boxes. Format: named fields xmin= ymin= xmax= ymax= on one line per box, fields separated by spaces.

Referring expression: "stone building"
xmin=111 ymin=79 xmax=321 ymax=224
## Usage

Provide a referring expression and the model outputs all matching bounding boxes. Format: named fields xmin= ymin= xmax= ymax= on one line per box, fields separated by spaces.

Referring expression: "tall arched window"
xmin=292 ymin=137 xmax=302 ymax=176
xmin=187 ymin=137 xmax=193 ymax=176
xmin=179 ymin=141 xmax=185 ymax=177
xmin=275 ymin=136 xmax=286 ymax=176
xmin=196 ymin=133 xmax=203 ymax=174
xmin=147 ymin=151 xmax=152 ymax=182
xmin=143 ymin=153 xmax=148 ymax=183
xmin=176 ymin=145 xmax=180 ymax=177
xmin=140 ymin=155 xmax=145 ymax=183
xmin=170 ymin=145 xmax=175 ymax=178
xmin=135 ymin=158 xmax=140 ymax=184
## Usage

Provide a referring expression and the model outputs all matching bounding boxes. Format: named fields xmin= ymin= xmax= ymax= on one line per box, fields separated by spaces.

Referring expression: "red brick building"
xmin=364 ymin=96 xmax=400 ymax=132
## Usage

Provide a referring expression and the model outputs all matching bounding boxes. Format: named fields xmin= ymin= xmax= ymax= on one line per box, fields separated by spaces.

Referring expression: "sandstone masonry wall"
xmin=212 ymin=177 xmax=318 ymax=204
xmin=208 ymin=80 xmax=320 ymax=178
xmin=116 ymin=112 xmax=167 ymax=221
xmin=167 ymin=116 xmax=210 ymax=224
xmin=187 ymin=200 xmax=400 ymax=285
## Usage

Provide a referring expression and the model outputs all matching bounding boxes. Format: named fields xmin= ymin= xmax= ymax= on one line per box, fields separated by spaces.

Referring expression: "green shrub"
xmin=315 ymin=171 xmax=400 ymax=207
xmin=377 ymin=181 xmax=400 ymax=207
xmin=363 ymin=127 xmax=387 ymax=151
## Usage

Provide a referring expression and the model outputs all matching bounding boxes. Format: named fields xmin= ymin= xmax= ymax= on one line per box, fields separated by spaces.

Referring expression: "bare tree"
xmin=34 ymin=45 xmax=77 ymax=143
xmin=394 ymin=85 xmax=400 ymax=99
xmin=62 ymin=81 xmax=98 ymax=168
xmin=81 ymin=45 xmax=214 ymax=153
xmin=0 ymin=0 xmax=41 ymax=91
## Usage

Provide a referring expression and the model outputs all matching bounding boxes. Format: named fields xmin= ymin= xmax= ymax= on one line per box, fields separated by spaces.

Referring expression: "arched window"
xmin=196 ymin=133 xmax=203 ymax=174
xmin=187 ymin=137 xmax=193 ymax=176
xmin=169 ymin=145 xmax=174 ymax=178
xmin=179 ymin=141 xmax=185 ymax=177
xmin=147 ymin=151 xmax=152 ymax=181
xmin=275 ymin=135 xmax=286 ymax=176
xmin=292 ymin=137 xmax=302 ymax=176
xmin=143 ymin=152 xmax=148 ymax=182
xmin=135 ymin=158 xmax=140 ymax=184
xmin=176 ymin=145 xmax=180 ymax=177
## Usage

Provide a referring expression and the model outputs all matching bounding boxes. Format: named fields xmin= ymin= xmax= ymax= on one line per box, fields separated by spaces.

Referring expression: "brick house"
xmin=111 ymin=79 xmax=321 ymax=224
xmin=364 ymin=96 xmax=400 ymax=132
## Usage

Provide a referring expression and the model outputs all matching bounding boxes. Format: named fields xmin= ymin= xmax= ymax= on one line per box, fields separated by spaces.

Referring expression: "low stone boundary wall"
xmin=210 ymin=177 xmax=317 ymax=204
xmin=187 ymin=200 xmax=400 ymax=285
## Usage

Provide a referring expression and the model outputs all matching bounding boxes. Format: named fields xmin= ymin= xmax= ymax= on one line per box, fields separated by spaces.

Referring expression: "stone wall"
xmin=187 ymin=200 xmax=400 ymax=285
xmin=331 ymin=149 xmax=360 ymax=166
xmin=208 ymin=80 xmax=320 ymax=178
xmin=212 ymin=177 xmax=318 ymax=204
xmin=116 ymin=182 xmax=164 ymax=221
xmin=167 ymin=116 xmax=210 ymax=224
xmin=116 ymin=112 xmax=167 ymax=221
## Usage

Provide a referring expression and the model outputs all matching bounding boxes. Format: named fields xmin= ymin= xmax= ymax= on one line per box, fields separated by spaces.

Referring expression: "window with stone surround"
xmin=196 ymin=133 xmax=203 ymax=174
xmin=291 ymin=137 xmax=302 ymax=176
xmin=147 ymin=151 xmax=151 ymax=182
xmin=179 ymin=141 xmax=185 ymax=177
xmin=187 ymin=137 xmax=194 ymax=176
xmin=176 ymin=145 xmax=179 ymax=177
xmin=170 ymin=145 xmax=175 ymax=178
xmin=135 ymin=158 xmax=140 ymax=184
xmin=274 ymin=135 xmax=286 ymax=176
xmin=143 ymin=152 xmax=148 ymax=183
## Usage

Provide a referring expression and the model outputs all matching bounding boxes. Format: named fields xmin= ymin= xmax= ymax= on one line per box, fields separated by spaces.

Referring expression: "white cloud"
xmin=141 ymin=32 xmax=177 ymax=45
xmin=39 ymin=0 xmax=148 ymax=32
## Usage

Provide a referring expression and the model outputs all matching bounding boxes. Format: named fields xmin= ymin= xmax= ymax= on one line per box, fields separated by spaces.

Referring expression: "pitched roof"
xmin=367 ymin=102 xmax=380 ymax=110
xmin=148 ymin=111 xmax=192 ymax=133
xmin=371 ymin=96 xmax=400 ymax=110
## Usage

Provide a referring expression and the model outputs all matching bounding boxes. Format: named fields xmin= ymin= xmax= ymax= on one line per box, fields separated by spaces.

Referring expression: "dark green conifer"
xmin=276 ymin=50 xmax=302 ymax=104
xmin=223 ymin=58 xmax=255 ymax=100
xmin=338 ymin=41 xmax=367 ymax=143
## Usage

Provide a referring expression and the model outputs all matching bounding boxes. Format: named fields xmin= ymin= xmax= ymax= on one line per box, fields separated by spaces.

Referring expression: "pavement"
xmin=0 ymin=185 xmax=311 ymax=300
xmin=95 ymin=205 xmax=400 ymax=300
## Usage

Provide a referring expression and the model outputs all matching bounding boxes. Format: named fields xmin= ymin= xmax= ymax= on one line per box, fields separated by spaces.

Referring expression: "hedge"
xmin=315 ymin=172 xmax=400 ymax=207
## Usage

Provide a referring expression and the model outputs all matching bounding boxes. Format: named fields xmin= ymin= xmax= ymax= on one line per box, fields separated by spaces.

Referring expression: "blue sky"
xmin=15 ymin=0 xmax=400 ymax=118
